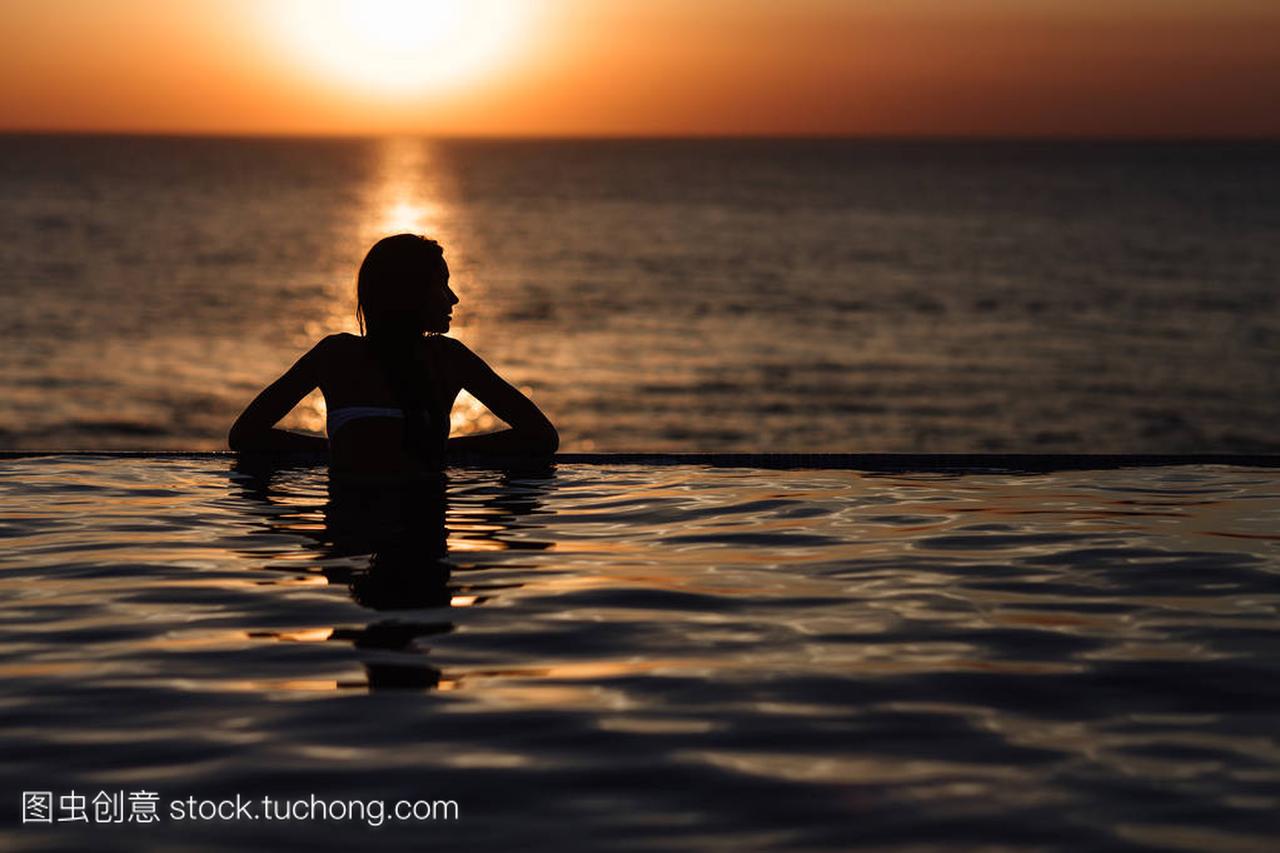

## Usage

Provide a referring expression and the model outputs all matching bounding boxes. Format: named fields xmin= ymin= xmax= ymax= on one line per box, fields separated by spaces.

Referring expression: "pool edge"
xmin=1 ymin=451 xmax=1278 ymax=473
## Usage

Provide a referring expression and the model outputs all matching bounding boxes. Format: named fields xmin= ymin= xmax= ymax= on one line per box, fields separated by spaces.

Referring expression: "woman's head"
xmin=356 ymin=234 xmax=457 ymax=337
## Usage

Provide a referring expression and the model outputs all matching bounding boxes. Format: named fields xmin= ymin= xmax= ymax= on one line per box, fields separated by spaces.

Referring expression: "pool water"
xmin=2 ymin=456 xmax=1279 ymax=851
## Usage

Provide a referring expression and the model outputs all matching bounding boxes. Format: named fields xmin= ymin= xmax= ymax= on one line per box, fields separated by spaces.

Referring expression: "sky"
xmin=0 ymin=0 xmax=1277 ymax=137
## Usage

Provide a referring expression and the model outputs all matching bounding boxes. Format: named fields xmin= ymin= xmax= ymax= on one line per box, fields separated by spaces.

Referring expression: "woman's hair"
xmin=354 ymin=234 xmax=449 ymax=465
xmin=356 ymin=233 xmax=448 ymax=337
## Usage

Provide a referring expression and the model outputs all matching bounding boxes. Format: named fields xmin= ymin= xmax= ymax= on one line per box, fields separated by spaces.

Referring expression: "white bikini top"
xmin=326 ymin=406 xmax=430 ymax=437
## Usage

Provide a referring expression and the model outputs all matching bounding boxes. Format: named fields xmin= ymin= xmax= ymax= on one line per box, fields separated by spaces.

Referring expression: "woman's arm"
xmin=446 ymin=341 xmax=558 ymax=457
xmin=228 ymin=338 xmax=331 ymax=453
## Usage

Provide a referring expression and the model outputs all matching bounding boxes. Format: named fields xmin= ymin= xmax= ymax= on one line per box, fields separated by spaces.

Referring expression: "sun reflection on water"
xmin=379 ymin=199 xmax=443 ymax=236
xmin=362 ymin=137 xmax=456 ymax=247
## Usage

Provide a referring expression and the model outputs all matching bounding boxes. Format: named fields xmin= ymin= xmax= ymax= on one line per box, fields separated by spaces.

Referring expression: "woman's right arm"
xmin=228 ymin=338 xmax=331 ymax=453
xmin=446 ymin=341 xmax=558 ymax=457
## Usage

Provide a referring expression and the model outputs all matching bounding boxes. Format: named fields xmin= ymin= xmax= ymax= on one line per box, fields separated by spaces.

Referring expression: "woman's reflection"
xmin=227 ymin=458 xmax=556 ymax=690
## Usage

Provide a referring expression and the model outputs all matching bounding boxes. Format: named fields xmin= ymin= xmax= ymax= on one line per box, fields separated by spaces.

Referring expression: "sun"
xmin=265 ymin=0 xmax=538 ymax=97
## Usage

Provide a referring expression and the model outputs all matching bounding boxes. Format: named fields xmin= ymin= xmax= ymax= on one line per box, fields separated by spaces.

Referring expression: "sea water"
xmin=1 ymin=136 xmax=1277 ymax=452
xmin=1 ymin=456 xmax=1278 ymax=850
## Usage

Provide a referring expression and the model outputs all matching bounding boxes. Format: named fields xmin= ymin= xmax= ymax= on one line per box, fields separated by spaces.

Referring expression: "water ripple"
xmin=1 ymin=458 xmax=1279 ymax=849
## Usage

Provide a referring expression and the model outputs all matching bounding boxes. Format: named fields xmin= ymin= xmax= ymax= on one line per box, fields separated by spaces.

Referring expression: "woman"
xmin=229 ymin=234 xmax=558 ymax=477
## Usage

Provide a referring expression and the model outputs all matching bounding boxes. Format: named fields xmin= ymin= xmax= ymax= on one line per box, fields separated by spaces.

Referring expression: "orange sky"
xmin=1 ymin=0 xmax=1277 ymax=137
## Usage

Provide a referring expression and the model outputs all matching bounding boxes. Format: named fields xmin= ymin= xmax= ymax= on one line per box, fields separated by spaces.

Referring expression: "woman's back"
xmin=319 ymin=333 xmax=459 ymax=477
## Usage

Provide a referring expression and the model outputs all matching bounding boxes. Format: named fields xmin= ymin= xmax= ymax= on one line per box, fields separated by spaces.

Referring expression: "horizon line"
xmin=3 ymin=128 xmax=1279 ymax=144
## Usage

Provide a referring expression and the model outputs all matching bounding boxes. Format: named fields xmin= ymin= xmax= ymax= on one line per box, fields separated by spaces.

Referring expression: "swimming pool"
xmin=2 ymin=455 xmax=1279 ymax=850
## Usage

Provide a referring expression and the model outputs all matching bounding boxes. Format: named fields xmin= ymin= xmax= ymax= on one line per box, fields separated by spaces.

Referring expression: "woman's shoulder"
xmin=433 ymin=334 xmax=470 ymax=353
xmin=312 ymin=332 xmax=476 ymax=371
xmin=424 ymin=334 xmax=475 ymax=362
xmin=435 ymin=335 xmax=489 ymax=370
xmin=322 ymin=332 xmax=363 ymax=347
xmin=297 ymin=334 xmax=363 ymax=376
xmin=311 ymin=332 xmax=364 ymax=358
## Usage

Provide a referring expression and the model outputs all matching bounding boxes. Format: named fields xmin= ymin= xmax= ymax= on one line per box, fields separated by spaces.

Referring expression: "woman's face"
xmin=418 ymin=265 xmax=459 ymax=333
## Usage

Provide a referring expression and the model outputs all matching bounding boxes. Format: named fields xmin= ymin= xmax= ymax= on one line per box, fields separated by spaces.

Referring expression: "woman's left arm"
xmin=228 ymin=338 xmax=331 ymax=453
xmin=445 ymin=339 xmax=558 ymax=457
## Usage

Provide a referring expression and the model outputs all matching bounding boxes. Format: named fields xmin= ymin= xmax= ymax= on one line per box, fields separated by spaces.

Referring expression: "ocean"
xmin=1 ymin=135 xmax=1277 ymax=452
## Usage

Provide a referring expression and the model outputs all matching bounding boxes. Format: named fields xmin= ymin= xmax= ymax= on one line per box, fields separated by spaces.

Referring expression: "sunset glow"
xmin=0 ymin=0 xmax=1277 ymax=137
xmin=263 ymin=0 xmax=538 ymax=97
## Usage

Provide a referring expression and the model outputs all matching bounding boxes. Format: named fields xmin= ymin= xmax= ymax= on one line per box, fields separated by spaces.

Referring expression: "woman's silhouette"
xmin=229 ymin=234 xmax=557 ymax=477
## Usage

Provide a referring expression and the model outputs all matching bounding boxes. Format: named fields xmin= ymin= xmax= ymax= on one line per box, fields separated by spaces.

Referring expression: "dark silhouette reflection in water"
xmin=227 ymin=458 xmax=556 ymax=690
xmin=326 ymin=476 xmax=454 ymax=610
